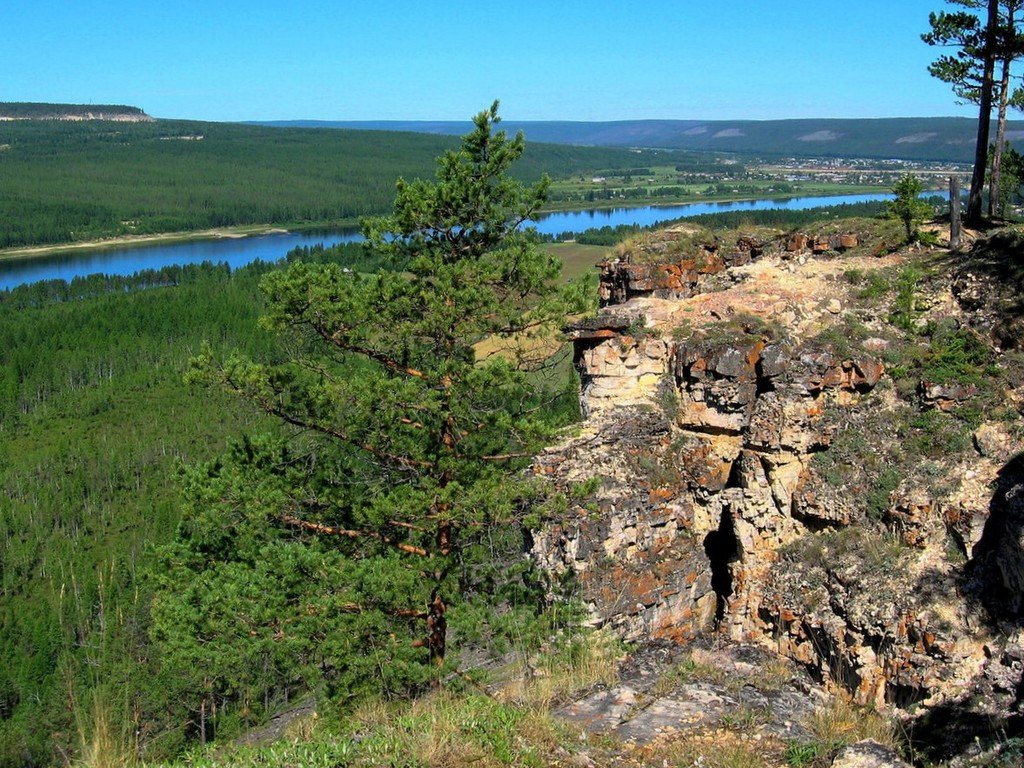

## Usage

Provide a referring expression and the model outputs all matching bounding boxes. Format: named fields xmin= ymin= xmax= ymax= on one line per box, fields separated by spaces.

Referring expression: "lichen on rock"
xmin=534 ymin=222 xmax=1024 ymax=762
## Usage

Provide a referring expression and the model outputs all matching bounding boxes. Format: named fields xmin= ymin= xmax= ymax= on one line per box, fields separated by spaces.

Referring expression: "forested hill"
xmin=253 ymin=116 xmax=1021 ymax=163
xmin=0 ymin=101 xmax=153 ymax=121
xmin=0 ymin=118 xmax=680 ymax=249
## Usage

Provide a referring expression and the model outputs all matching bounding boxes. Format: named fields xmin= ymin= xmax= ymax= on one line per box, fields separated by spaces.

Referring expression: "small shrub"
xmin=785 ymin=696 xmax=900 ymax=768
xmin=855 ymin=270 xmax=892 ymax=302
xmin=781 ymin=529 xmax=909 ymax=575
xmin=699 ymin=312 xmax=785 ymax=345
xmin=670 ymin=320 xmax=692 ymax=341
xmin=651 ymin=653 xmax=727 ymax=696
xmin=889 ymin=264 xmax=925 ymax=330
xmin=655 ymin=379 xmax=679 ymax=422
xmin=721 ymin=705 xmax=770 ymax=730
xmin=808 ymin=319 xmax=871 ymax=362
xmin=902 ymin=409 xmax=973 ymax=458
xmin=884 ymin=174 xmax=932 ymax=243
xmin=785 ymin=739 xmax=833 ymax=767
xmin=865 ymin=467 xmax=901 ymax=521
xmin=918 ymin=323 xmax=996 ymax=387
xmin=860 ymin=533 xmax=911 ymax=573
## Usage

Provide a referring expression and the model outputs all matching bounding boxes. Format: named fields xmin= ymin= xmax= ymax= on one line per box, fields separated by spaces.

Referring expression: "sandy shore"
xmin=0 ymin=225 xmax=292 ymax=262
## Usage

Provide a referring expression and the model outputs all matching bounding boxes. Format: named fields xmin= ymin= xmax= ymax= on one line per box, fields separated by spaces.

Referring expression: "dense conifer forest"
xmin=0 ymin=120 xmax=681 ymax=249
xmin=0 ymin=194 xmax=889 ymax=764
xmin=0 ymin=246 xmax=393 ymax=762
xmin=0 ymin=102 xmax=150 ymax=119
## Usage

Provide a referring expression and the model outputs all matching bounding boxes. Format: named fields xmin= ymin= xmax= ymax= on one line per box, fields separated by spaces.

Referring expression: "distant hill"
xmin=252 ymin=117 xmax=1023 ymax=163
xmin=0 ymin=118 xmax=689 ymax=249
xmin=0 ymin=101 xmax=153 ymax=122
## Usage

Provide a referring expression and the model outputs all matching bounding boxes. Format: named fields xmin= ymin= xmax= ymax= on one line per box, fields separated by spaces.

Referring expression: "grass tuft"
xmin=785 ymin=696 xmax=899 ymax=767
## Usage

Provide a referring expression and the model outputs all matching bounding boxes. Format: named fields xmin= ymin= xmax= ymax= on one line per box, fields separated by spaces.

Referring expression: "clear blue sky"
xmin=2 ymin=0 xmax=981 ymax=122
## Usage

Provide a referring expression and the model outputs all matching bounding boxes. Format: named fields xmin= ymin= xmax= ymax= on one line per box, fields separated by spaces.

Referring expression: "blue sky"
xmin=2 ymin=1 xmax=982 ymax=122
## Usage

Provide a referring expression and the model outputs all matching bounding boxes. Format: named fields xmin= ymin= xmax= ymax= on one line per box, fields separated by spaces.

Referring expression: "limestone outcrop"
xmin=534 ymin=221 xmax=1024 ymax=762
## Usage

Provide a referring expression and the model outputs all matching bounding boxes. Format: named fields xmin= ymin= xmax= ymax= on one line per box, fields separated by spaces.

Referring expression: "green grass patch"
xmin=541 ymin=242 xmax=612 ymax=281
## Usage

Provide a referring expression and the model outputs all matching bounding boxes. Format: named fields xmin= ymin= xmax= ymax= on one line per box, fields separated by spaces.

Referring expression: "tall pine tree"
xmin=150 ymin=103 xmax=591 ymax=737
xmin=924 ymin=0 xmax=1024 ymax=222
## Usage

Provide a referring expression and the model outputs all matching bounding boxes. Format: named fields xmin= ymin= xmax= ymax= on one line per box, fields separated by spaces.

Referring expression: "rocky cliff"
xmin=0 ymin=101 xmax=153 ymax=122
xmin=534 ymin=221 xmax=1024 ymax=763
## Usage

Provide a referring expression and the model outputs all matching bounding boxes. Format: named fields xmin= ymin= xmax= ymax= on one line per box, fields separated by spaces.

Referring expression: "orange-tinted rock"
xmin=885 ymin=492 xmax=939 ymax=548
xmin=920 ymin=380 xmax=978 ymax=411
xmin=787 ymin=234 xmax=810 ymax=252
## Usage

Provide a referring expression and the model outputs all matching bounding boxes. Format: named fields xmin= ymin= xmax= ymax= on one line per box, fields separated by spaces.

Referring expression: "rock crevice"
xmin=534 ymin=224 xmax=1024 ymax=754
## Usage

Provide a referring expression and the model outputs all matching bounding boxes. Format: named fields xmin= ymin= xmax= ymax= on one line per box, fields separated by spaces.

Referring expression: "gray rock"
xmin=614 ymin=686 xmax=733 ymax=743
xmin=973 ymin=423 xmax=1011 ymax=459
xmin=556 ymin=686 xmax=638 ymax=732
xmin=831 ymin=739 xmax=911 ymax=768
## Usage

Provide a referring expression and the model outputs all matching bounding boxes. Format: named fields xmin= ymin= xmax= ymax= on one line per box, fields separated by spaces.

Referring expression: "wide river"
xmin=0 ymin=193 xmax=888 ymax=291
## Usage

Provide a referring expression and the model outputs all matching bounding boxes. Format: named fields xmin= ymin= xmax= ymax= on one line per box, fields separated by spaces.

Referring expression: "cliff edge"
xmin=534 ymin=219 xmax=1024 ymax=764
xmin=0 ymin=101 xmax=153 ymax=121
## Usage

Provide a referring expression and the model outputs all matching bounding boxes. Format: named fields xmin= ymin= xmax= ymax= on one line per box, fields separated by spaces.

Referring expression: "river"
xmin=0 ymin=193 xmax=889 ymax=291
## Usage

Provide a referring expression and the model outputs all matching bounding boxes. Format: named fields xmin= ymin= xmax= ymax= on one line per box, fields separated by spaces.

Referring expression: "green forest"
xmin=0 ymin=119 xmax=685 ymax=249
xmin=7 ymin=0 xmax=1024 ymax=762
xmin=0 ymin=103 xmax=149 ymax=119
xmin=1 ymin=258 xmax=277 ymax=761
xmin=0 ymin=190 xmax=900 ymax=767
xmin=0 ymin=241 xmax=448 ymax=761
xmin=0 ymin=102 xmax=611 ymax=761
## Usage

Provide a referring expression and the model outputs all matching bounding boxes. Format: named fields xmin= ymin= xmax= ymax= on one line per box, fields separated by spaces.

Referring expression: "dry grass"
xmin=472 ymin=324 xmax=563 ymax=365
xmin=612 ymin=227 xmax=716 ymax=264
xmin=651 ymin=648 xmax=793 ymax=698
xmin=497 ymin=629 xmax=622 ymax=710
xmin=648 ymin=733 xmax=772 ymax=768
xmin=807 ymin=696 xmax=898 ymax=751
xmin=345 ymin=688 xmax=570 ymax=767
xmin=783 ymin=696 xmax=901 ymax=768
xmin=311 ymin=631 xmax=623 ymax=767
xmin=73 ymin=692 xmax=138 ymax=768
xmin=149 ymin=633 xmax=620 ymax=767
xmin=541 ymin=242 xmax=613 ymax=281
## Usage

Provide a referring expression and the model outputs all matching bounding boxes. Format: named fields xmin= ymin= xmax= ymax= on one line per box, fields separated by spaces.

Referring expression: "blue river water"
xmin=0 ymin=193 xmax=889 ymax=291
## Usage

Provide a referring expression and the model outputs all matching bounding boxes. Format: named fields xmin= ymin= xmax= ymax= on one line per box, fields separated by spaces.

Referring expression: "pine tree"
xmin=886 ymin=174 xmax=934 ymax=242
xmin=923 ymin=0 xmax=1024 ymax=222
xmin=150 ymin=102 xmax=591 ymax=729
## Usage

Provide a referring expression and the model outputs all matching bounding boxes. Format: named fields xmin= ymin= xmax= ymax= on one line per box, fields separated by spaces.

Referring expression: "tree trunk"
xmin=989 ymin=4 xmax=1016 ymax=218
xmin=950 ymin=176 xmax=963 ymax=251
xmin=968 ymin=0 xmax=1000 ymax=227
xmin=426 ymin=591 xmax=446 ymax=666
xmin=199 ymin=698 xmax=207 ymax=746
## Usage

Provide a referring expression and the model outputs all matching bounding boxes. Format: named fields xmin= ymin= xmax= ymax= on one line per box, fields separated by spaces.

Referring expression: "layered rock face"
xmin=0 ymin=103 xmax=154 ymax=122
xmin=541 ymin=314 xmax=888 ymax=648
xmin=534 ymin=224 xmax=1024 ymax=752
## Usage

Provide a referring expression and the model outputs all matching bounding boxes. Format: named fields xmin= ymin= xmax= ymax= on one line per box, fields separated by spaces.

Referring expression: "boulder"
xmin=832 ymin=740 xmax=911 ymax=768
xmin=973 ymin=423 xmax=1013 ymax=459
xmin=920 ymin=381 xmax=978 ymax=411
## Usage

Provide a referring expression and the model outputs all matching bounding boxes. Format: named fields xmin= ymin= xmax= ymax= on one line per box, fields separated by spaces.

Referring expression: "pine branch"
xmin=278 ymin=513 xmax=429 ymax=557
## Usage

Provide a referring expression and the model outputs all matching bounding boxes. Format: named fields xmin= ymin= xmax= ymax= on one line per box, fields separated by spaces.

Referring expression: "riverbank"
xmin=0 ymin=188 xmax=892 ymax=262
xmin=541 ymin=184 xmax=888 ymax=214
xmin=0 ymin=224 xmax=302 ymax=262
xmin=0 ymin=192 xmax=894 ymax=291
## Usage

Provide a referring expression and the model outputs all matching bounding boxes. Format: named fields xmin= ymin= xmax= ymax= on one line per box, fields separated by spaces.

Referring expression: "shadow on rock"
xmin=903 ymin=454 xmax=1024 ymax=763
xmin=946 ymin=232 xmax=1024 ymax=352
xmin=967 ymin=453 xmax=1024 ymax=623
xmin=906 ymin=694 xmax=1024 ymax=765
